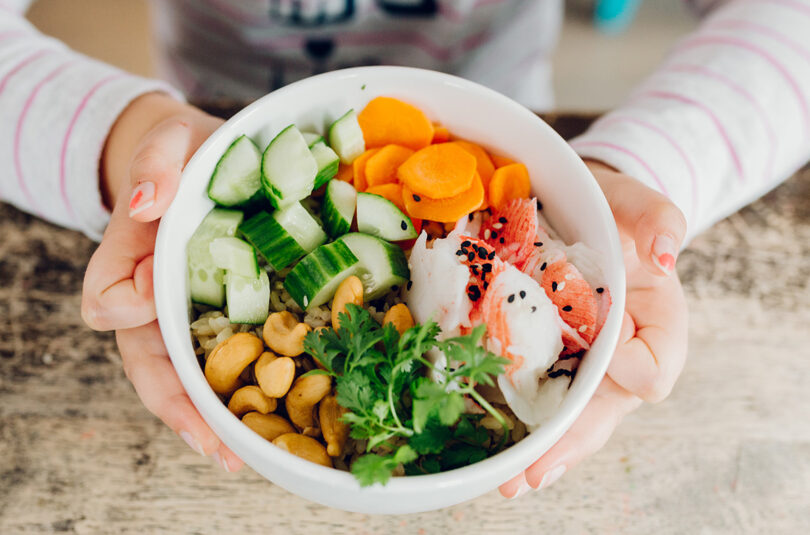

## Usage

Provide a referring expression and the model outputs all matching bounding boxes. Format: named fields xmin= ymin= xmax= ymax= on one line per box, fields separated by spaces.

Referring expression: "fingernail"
xmin=652 ymin=234 xmax=677 ymax=275
xmin=536 ymin=464 xmax=566 ymax=490
xmin=212 ymin=451 xmax=231 ymax=473
xmin=179 ymin=430 xmax=205 ymax=456
xmin=129 ymin=181 xmax=155 ymax=217
xmin=509 ymin=476 xmax=533 ymax=500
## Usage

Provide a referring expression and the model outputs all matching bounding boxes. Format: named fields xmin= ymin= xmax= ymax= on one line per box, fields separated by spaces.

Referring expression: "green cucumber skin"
xmin=322 ymin=180 xmax=357 ymax=238
xmin=338 ymin=232 xmax=410 ymax=301
xmin=207 ymin=135 xmax=263 ymax=207
xmin=313 ymin=159 xmax=340 ymax=190
xmin=356 ymin=192 xmax=417 ymax=241
xmin=311 ymin=142 xmax=340 ymax=190
xmin=261 ymin=125 xmax=317 ymax=209
xmin=239 ymin=211 xmax=305 ymax=271
xmin=283 ymin=241 xmax=360 ymax=310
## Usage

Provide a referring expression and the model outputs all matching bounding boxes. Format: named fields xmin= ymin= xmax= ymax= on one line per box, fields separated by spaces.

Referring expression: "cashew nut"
xmin=263 ymin=311 xmax=311 ymax=356
xmin=319 ymin=395 xmax=349 ymax=457
xmin=254 ymin=351 xmax=295 ymax=398
xmin=227 ymin=385 xmax=277 ymax=417
xmin=285 ymin=374 xmax=332 ymax=430
xmin=204 ymin=333 xmax=264 ymax=395
xmin=331 ymin=275 xmax=363 ymax=328
xmin=272 ymin=433 xmax=332 ymax=467
xmin=382 ymin=303 xmax=414 ymax=335
xmin=242 ymin=412 xmax=295 ymax=442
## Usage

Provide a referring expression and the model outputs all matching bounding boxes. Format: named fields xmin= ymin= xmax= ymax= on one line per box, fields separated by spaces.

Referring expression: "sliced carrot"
xmin=488 ymin=163 xmax=531 ymax=210
xmin=358 ymin=97 xmax=434 ymax=151
xmin=335 ymin=163 xmax=354 ymax=184
xmin=366 ymin=183 xmax=407 ymax=213
xmin=449 ymin=140 xmax=495 ymax=188
xmin=397 ymin=143 xmax=476 ymax=199
xmin=365 ymin=144 xmax=414 ymax=187
xmin=352 ymin=148 xmax=379 ymax=192
xmin=431 ymin=125 xmax=451 ymax=144
xmin=491 ymin=154 xmax=517 ymax=168
xmin=403 ymin=173 xmax=484 ymax=223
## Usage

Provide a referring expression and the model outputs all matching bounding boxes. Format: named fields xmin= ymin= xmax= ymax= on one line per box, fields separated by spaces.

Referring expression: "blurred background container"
xmin=27 ymin=0 xmax=696 ymax=112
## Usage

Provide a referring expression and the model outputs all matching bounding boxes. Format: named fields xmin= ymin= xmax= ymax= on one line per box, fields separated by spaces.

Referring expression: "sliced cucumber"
xmin=311 ymin=141 xmax=340 ymax=190
xmin=261 ymin=125 xmax=317 ymax=208
xmin=322 ymin=180 xmax=357 ymax=237
xmin=209 ymin=237 xmax=259 ymax=278
xmin=208 ymin=135 xmax=262 ymax=207
xmin=356 ymin=192 xmax=417 ymax=241
xmin=302 ymin=132 xmax=324 ymax=148
xmin=328 ymin=109 xmax=365 ymax=164
xmin=339 ymin=232 xmax=409 ymax=300
xmin=283 ymin=241 xmax=361 ymax=310
xmin=188 ymin=208 xmax=244 ymax=307
xmin=226 ymin=269 xmax=270 ymax=324
xmin=239 ymin=203 xmax=326 ymax=271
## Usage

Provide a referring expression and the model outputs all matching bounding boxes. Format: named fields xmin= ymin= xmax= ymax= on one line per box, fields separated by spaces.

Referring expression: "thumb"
xmin=590 ymin=163 xmax=687 ymax=276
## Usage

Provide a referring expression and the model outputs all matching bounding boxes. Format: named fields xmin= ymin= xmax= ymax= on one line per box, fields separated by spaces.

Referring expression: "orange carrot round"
xmin=402 ymin=173 xmax=484 ymax=223
xmin=351 ymin=148 xmax=379 ymax=192
xmin=431 ymin=125 xmax=451 ymax=144
xmin=358 ymin=97 xmax=434 ymax=151
xmin=365 ymin=183 xmax=406 ymax=213
xmin=449 ymin=140 xmax=495 ymax=188
xmin=491 ymin=154 xmax=517 ymax=168
xmin=365 ymin=144 xmax=414 ymax=187
xmin=397 ymin=143 xmax=476 ymax=199
xmin=335 ymin=163 xmax=354 ymax=184
xmin=488 ymin=163 xmax=531 ymax=210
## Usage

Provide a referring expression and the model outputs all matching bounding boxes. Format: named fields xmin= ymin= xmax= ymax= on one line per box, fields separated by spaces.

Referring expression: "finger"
xmin=498 ymin=472 xmax=532 ymax=499
xmin=594 ymin=170 xmax=687 ymax=277
xmin=117 ymin=321 xmax=222 ymax=456
xmin=213 ymin=442 xmax=245 ymax=473
xmin=607 ymin=281 xmax=689 ymax=403
xmin=523 ymin=377 xmax=641 ymax=489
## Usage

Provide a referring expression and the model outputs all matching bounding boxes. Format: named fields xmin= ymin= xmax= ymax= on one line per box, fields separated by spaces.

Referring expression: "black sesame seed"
xmin=536 ymin=200 xmax=543 ymax=210
xmin=462 ymin=240 xmax=471 ymax=247
xmin=488 ymin=251 xmax=496 ymax=260
xmin=483 ymin=281 xmax=489 ymax=290
xmin=499 ymin=217 xmax=507 ymax=224
xmin=407 ymin=280 xmax=413 ymax=290
xmin=491 ymin=231 xmax=498 ymax=239
xmin=467 ymin=285 xmax=481 ymax=301
xmin=413 ymin=194 xmax=421 ymax=202
xmin=400 ymin=220 xmax=407 ymax=230
xmin=482 ymin=263 xmax=492 ymax=273
xmin=562 ymin=305 xmax=573 ymax=312
xmin=507 ymin=294 xmax=515 ymax=303
xmin=551 ymin=281 xmax=558 ymax=292
xmin=499 ymin=237 xmax=505 ymax=244
xmin=468 ymin=213 xmax=474 ymax=221
xmin=456 ymin=250 xmax=465 ymax=256
xmin=540 ymin=262 xmax=547 ymax=271
xmin=478 ymin=248 xmax=487 ymax=260
xmin=519 ymin=290 xmax=526 ymax=299
xmin=392 ymin=285 xmax=399 ymax=292
xmin=471 ymin=265 xmax=479 ymax=274
xmin=531 ymin=306 xmax=537 ymax=313
xmin=534 ymin=241 xmax=543 ymax=247
xmin=596 ymin=287 xmax=604 ymax=294
xmin=468 ymin=252 xmax=475 ymax=262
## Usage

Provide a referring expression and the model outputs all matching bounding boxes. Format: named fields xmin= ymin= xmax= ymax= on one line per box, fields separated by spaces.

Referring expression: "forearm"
xmin=571 ymin=0 xmax=810 ymax=243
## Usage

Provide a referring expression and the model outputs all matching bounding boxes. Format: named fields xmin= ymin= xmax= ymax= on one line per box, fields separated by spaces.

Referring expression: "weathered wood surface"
xmin=1 ymin=122 xmax=809 ymax=534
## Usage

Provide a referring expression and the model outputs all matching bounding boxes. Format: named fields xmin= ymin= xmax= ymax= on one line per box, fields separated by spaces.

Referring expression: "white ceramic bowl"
xmin=154 ymin=66 xmax=625 ymax=514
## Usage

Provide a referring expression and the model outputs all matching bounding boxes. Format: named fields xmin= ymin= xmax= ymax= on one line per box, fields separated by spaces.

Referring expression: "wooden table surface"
xmin=1 ymin=114 xmax=808 ymax=534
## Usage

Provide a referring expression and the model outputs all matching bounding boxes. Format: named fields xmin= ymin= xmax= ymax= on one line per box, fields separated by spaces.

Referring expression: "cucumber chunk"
xmin=208 ymin=135 xmax=262 ymax=207
xmin=322 ymin=180 xmax=357 ymax=238
xmin=311 ymin=141 xmax=341 ymax=190
xmin=209 ymin=237 xmax=259 ymax=278
xmin=261 ymin=125 xmax=317 ymax=208
xmin=239 ymin=203 xmax=326 ymax=271
xmin=356 ymin=192 xmax=417 ymax=241
xmin=328 ymin=109 xmax=365 ymax=164
xmin=226 ymin=269 xmax=270 ymax=324
xmin=283 ymin=241 xmax=361 ymax=310
xmin=188 ymin=208 xmax=244 ymax=307
xmin=338 ymin=232 xmax=409 ymax=300
xmin=302 ymin=132 xmax=324 ymax=148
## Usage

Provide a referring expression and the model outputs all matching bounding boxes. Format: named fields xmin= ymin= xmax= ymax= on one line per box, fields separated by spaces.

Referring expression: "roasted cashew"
xmin=285 ymin=374 xmax=332 ymax=430
xmin=227 ymin=385 xmax=277 ymax=417
xmin=254 ymin=351 xmax=295 ymax=398
xmin=319 ymin=395 xmax=349 ymax=457
xmin=263 ymin=311 xmax=311 ymax=356
xmin=272 ymin=433 xmax=332 ymax=467
xmin=242 ymin=412 xmax=295 ymax=442
xmin=382 ymin=303 xmax=414 ymax=335
xmin=331 ymin=275 xmax=363 ymax=328
xmin=204 ymin=333 xmax=264 ymax=395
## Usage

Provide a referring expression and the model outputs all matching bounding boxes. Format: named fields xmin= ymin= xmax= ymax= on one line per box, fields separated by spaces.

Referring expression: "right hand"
xmin=81 ymin=94 xmax=242 ymax=471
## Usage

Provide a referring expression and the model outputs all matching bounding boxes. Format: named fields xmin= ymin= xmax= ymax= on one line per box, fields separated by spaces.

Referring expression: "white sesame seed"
xmin=492 ymin=222 xmax=503 ymax=229
xmin=484 ymin=229 xmax=491 ymax=240
xmin=303 ymin=296 xmax=309 ymax=307
xmin=565 ymin=274 xmax=575 ymax=280
xmin=557 ymin=281 xmax=566 ymax=291
xmin=578 ymin=325 xmax=588 ymax=333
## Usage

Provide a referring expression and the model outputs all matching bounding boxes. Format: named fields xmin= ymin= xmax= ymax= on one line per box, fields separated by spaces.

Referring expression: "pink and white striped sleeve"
xmin=570 ymin=0 xmax=810 ymax=242
xmin=0 ymin=5 xmax=182 ymax=241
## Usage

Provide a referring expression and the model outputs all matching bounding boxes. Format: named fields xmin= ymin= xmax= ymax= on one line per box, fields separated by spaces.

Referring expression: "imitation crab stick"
xmin=365 ymin=144 xmax=414 ymax=187
xmin=488 ymin=163 xmax=530 ymax=210
xmin=351 ymin=148 xmax=379 ymax=192
xmin=357 ymin=97 xmax=434 ymax=151
xmin=403 ymin=173 xmax=484 ymax=223
xmin=397 ymin=143 xmax=477 ymax=199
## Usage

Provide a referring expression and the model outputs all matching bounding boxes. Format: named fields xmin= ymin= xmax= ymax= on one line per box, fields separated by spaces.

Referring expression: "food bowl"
xmin=154 ymin=66 xmax=625 ymax=514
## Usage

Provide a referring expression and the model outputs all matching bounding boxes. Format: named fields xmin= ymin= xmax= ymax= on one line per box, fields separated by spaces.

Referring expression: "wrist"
xmin=100 ymin=93 xmax=194 ymax=209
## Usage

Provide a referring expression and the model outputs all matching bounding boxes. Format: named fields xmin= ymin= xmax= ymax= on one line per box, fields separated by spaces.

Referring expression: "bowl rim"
xmin=154 ymin=66 xmax=626 ymax=497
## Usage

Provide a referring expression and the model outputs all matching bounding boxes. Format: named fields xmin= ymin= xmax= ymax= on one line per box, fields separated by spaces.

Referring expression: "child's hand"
xmin=499 ymin=160 xmax=689 ymax=498
xmin=81 ymin=94 xmax=243 ymax=471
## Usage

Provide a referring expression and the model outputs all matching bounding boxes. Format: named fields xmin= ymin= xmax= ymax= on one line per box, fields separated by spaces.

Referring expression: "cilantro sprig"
xmin=303 ymin=304 xmax=510 ymax=486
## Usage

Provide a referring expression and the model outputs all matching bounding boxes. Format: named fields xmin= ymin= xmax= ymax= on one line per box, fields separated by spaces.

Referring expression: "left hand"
xmin=499 ymin=160 xmax=689 ymax=498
